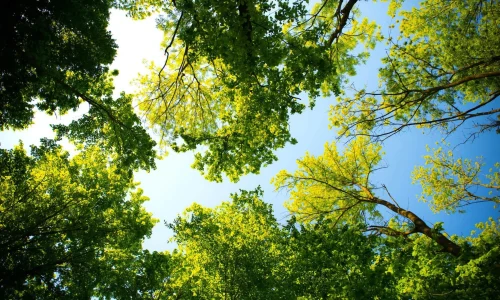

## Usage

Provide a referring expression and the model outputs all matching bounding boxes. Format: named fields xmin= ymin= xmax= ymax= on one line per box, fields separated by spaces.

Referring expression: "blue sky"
xmin=1 ymin=1 xmax=498 ymax=252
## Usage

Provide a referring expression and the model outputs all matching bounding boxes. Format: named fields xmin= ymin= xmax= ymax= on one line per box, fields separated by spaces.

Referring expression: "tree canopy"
xmin=0 ymin=0 xmax=116 ymax=129
xmin=1 ymin=0 xmax=499 ymax=298
xmin=0 ymin=0 xmax=157 ymax=171
xmin=117 ymin=0 xmax=379 ymax=181
xmin=412 ymin=143 xmax=500 ymax=213
xmin=164 ymin=188 xmax=288 ymax=299
xmin=330 ymin=0 xmax=500 ymax=140
xmin=273 ymin=136 xmax=462 ymax=256
xmin=0 ymin=141 xmax=157 ymax=297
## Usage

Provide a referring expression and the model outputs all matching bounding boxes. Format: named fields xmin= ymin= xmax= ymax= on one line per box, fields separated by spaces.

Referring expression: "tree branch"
xmin=326 ymin=0 xmax=357 ymax=47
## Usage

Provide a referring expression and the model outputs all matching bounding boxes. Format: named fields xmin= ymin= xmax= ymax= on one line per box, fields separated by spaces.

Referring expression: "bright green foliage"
xmin=380 ymin=233 xmax=462 ymax=299
xmin=51 ymin=72 xmax=157 ymax=171
xmin=0 ymin=0 xmax=116 ymax=129
xmin=330 ymin=0 xmax=500 ymax=139
xmin=0 ymin=141 xmax=157 ymax=297
xmin=273 ymin=137 xmax=383 ymax=224
xmin=145 ymin=191 xmax=394 ymax=299
xmin=3 ymin=0 xmax=499 ymax=298
xmin=283 ymin=218 xmax=395 ymax=299
xmin=379 ymin=218 xmax=500 ymax=299
xmin=454 ymin=218 xmax=500 ymax=298
xmin=412 ymin=144 xmax=500 ymax=213
xmin=94 ymin=250 xmax=172 ymax=299
xmin=118 ymin=189 xmax=499 ymax=299
xmin=117 ymin=0 xmax=379 ymax=181
xmin=165 ymin=188 xmax=288 ymax=299
xmin=273 ymin=136 xmax=463 ymax=256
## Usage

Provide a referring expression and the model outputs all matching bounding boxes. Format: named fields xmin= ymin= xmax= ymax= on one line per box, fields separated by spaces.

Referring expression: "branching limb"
xmin=326 ymin=0 xmax=358 ymax=47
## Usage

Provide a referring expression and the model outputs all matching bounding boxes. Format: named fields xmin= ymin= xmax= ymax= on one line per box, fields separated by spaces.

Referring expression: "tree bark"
xmin=327 ymin=0 xmax=358 ymax=47
xmin=370 ymin=197 xmax=461 ymax=257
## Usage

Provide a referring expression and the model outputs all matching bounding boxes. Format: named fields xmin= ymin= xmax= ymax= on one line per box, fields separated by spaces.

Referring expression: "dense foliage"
xmin=0 ymin=141 xmax=157 ymax=297
xmin=0 ymin=0 xmax=157 ymax=171
xmin=0 ymin=0 xmax=116 ymax=129
xmin=117 ymin=0 xmax=379 ymax=181
xmin=1 ymin=0 xmax=498 ymax=298
xmin=330 ymin=0 xmax=500 ymax=139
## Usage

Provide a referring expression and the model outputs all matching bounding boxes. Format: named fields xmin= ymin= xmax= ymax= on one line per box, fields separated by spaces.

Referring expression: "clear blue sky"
xmin=0 ymin=1 xmax=498 ymax=252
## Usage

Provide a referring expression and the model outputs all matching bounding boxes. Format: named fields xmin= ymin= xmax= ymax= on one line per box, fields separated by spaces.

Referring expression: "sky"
xmin=1 ymin=1 xmax=498 ymax=252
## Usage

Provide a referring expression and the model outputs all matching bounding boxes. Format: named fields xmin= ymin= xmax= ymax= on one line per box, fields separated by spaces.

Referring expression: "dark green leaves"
xmin=0 ymin=0 xmax=117 ymax=129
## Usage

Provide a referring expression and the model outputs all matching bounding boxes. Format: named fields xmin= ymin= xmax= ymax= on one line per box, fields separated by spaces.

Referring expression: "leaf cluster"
xmin=0 ymin=142 xmax=157 ymax=297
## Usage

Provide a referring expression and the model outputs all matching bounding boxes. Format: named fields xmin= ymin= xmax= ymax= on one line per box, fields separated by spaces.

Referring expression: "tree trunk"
xmin=371 ymin=197 xmax=461 ymax=257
